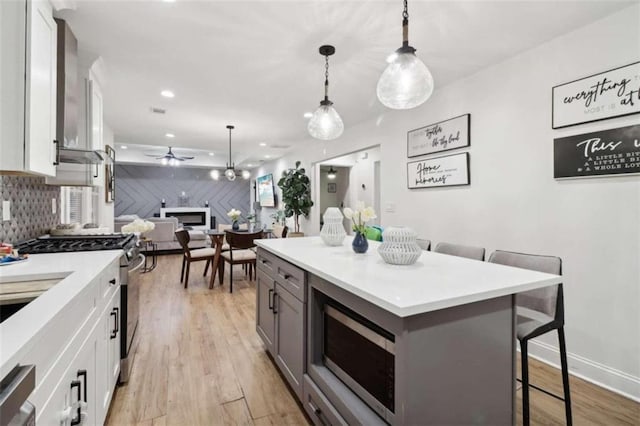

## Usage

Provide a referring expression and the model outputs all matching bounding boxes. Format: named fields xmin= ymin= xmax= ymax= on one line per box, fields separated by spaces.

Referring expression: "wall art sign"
xmin=554 ymin=124 xmax=640 ymax=178
xmin=407 ymin=152 xmax=470 ymax=189
xmin=327 ymin=182 xmax=337 ymax=193
xmin=552 ymin=62 xmax=640 ymax=129
xmin=407 ymin=114 xmax=470 ymax=157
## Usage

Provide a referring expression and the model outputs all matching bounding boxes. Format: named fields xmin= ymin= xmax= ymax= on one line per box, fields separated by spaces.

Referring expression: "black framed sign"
xmin=407 ymin=152 xmax=470 ymax=189
xmin=554 ymin=124 xmax=640 ymax=178
xmin=407 ymin=114 xmax=470 ymax=157
xmin=552 ymin=62 xmax=640 ymax=129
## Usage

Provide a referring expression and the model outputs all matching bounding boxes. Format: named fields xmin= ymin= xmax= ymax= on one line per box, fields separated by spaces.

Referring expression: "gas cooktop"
xmin=16 ymin=234 xmax=136 ymax=254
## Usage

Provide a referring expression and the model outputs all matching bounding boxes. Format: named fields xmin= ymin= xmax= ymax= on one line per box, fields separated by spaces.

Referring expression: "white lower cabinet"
xmin=30 ymin=258 xmax=122 ymax=425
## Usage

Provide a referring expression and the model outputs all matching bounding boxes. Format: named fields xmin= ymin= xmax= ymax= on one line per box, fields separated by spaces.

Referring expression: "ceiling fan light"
xmin=225 ymin=168 xmax=236 ymax=181
xmin=210 ymin=170 xmax=220 ymax=180
xmin=161 ymin=158 xmax=168 ymax=165
xmin=377 ymin=51 xmax=433 ymax=109
xmin=308 ymin=103 xmax=344 ymax=141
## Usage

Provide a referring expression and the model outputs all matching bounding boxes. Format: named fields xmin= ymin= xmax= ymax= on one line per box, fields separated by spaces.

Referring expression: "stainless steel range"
xmin=15 ymin=234 xmax=143 ymax=383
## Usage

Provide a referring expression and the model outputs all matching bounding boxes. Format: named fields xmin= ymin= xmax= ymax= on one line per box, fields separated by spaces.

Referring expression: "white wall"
xmin=255 ymin=6 xmax=640 ymax=398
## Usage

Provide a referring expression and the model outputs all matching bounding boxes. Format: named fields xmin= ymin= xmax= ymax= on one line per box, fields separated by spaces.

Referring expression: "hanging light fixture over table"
xmin=225 ymin=125 xmax=237 ymax=181
xmin=377 ymin=0 xmax=434 ymax=110
xmin=308 ymin=45 xmax=344 ymax=140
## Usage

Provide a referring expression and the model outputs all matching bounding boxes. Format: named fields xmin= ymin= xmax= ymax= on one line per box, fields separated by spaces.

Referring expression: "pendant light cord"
xmin=402 ymin=0 xmax=409 ymax=47
xmin=228 ymin=127 xmax=234 ymax=169
xmin=324 ymin=55 xmax=330 ymax=101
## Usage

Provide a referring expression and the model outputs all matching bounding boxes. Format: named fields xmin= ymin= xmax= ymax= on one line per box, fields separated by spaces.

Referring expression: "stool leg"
xmin=204 ymin=259 xmax=210 ymax=276
xmin=521 ymin=339 xmax=530 ymax=426
xmin=180 ymin=256 xmax=186 ymax=283
xmin=558 ymin=328 xmax=572 ymax=425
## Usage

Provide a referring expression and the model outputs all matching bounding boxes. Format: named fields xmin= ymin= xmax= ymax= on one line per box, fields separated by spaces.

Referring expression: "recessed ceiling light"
xmin=247 ymin=164 xmax=253 ymax=167
xmin=259 ymin=142 xmax=267 ymax=147
xmin=208 ymin=152 xmax=214 ymax=156
xmin=265 ymin=155 xmax=271 ymax=159
xmin=165 ymin=133 xmax=175 ymax=138
xmin=121 ymin=145 xmax=128 ymax=149
xmin=303 ymin=112 xmax=313 ymax=119
xmin=160 ymin=90 xmax=175 ymax=98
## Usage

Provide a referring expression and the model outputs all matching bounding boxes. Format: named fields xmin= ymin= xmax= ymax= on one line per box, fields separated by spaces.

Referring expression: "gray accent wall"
xmin=0 ymin=175 xmax=61 ymax=244
xmin=114 ymin=164 xmax=250 ymax=224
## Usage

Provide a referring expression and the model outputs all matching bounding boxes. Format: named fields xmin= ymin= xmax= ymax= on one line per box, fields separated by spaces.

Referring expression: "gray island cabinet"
xmin=255 ymin=237 xmax=561 ymax=425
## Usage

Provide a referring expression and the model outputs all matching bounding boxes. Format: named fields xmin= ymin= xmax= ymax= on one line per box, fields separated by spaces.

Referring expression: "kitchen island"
xmin=0 ymin=250 xmax=123 ymax=425
xmin=255 ymin=236 xmax=562 ymax=425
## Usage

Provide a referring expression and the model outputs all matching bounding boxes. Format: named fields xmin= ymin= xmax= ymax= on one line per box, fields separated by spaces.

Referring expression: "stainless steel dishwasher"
xmin=119 ymin=246 xmax=144 ymax=383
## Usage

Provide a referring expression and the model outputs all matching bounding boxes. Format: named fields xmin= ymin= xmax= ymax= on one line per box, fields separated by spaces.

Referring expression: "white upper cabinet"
xmin=0 ymin=0 xmax=57 ymax=176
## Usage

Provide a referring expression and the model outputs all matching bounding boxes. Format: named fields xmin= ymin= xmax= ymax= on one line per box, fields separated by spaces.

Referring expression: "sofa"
xmin=114 ymin=215 xmax=208 ymax=251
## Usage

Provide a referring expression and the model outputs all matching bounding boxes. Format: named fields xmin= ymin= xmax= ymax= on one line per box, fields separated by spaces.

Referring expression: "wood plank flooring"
xmin=106 ymin=254 xmax=639 ymax=426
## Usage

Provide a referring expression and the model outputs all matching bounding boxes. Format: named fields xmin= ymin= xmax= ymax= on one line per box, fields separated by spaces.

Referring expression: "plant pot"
xmin=352 ymin=231 xmax=369 ymax=254
xmin=288 ymin=232 xmax=305 ymax=238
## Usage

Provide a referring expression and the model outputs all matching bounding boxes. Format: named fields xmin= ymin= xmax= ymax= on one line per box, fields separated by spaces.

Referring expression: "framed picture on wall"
xmin=552 ymin=62 xmax=640 ymax=129
xmin=407 ymin=114 xmax=470 ymax=157
xmin=327 ymin=182 xmax=337 ymax=193
xmin=407 ymin=152 xmax=470 ymax=189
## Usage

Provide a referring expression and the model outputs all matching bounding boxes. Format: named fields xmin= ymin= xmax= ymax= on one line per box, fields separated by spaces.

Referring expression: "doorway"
xmin=313 ymin=146 xmax=381 ymax=234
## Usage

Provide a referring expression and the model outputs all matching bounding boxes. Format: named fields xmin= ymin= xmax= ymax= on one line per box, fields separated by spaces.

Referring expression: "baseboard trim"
xmin=526 ymin=340 xmax=640 ymax=402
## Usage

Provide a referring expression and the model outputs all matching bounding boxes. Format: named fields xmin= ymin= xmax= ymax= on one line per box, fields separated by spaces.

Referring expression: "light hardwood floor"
xmin=106 ymin=254 xmax=639 ymax=426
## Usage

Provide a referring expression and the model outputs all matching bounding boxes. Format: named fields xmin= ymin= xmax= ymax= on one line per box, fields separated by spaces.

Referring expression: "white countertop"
xmin=0 ymin=250 xmax=122 ymax=378
xmin=256 ymin=237 xmax=562 ymax=317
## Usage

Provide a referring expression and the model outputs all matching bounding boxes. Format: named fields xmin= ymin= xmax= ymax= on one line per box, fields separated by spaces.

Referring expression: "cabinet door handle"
xmin=268 ymin=288 xmax=274 ymax=310
xmin=110 ymin=308 xmax=118 ymax=339
xmin=53 ymin=139 xmax=60 ymax=166
xmin=283 ymin=273 xmax=291 ymax=280
xmin=70 ymin=380 xmax=81 ymax=425
xmin=109 ymin=278 xmax=117 ymax=286
xmin=94 ymin=163 xmax=99 ymax=178
xmin=260 ymin=259 xmax=269 ymax=265
xmin=272 ymin=292 xmax=278 ymax=314
xmin=77 ymin=370 xmax=87 ymax=403
xmin=308 ymin=401 xmax=328 ymax=426
xmin=114 ymin=307 xmax=119 ymax=333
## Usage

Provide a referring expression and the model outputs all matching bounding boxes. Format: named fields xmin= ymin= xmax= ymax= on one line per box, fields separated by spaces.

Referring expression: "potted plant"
xmin=278 ymin=161 xmax=314 ymax=237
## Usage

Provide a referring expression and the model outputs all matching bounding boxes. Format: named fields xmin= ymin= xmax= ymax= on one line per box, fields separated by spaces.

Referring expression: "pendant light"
xmin=377 ymin=0 xmax=434 ymax=110
xmin=224 ymin=125 xmax=236 ymax=181
xmin=327 ymin=167 xmax=337 ymax=180
xmin=308 ymin=45 xmax=344 ymax=141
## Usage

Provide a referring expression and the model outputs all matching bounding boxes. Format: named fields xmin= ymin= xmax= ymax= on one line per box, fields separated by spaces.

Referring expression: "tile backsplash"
xmin=0 ymin=175 xmax=60 ymax=244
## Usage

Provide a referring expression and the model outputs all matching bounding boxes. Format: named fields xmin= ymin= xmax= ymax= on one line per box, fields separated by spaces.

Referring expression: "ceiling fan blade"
xmin=177 ymin=156 xmax=195 ymax=160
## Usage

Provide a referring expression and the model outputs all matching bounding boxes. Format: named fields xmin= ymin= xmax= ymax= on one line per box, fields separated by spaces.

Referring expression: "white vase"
xmin=378 ymin=226 xmax=422 ymax=265
xmin=320 ymin=207 xmax=347 ymax=246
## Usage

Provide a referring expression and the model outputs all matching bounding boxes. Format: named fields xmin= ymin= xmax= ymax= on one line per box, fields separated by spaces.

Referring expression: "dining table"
xmin=202 ymin=230 xmax=225 ymax=288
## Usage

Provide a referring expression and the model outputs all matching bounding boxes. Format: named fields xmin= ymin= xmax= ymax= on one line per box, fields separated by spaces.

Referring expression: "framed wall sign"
xmin=327 ymin=182 xmax=337 ymax=193
xmin=554 ymin=124 xmax=640 ymax=179
xmin=407 ymin=114 xmax=470 ymax=157
xmin=552 ymin=62 xmax=640 ymax=129
xmin=407 ymin=152 xmax=470 ymax=189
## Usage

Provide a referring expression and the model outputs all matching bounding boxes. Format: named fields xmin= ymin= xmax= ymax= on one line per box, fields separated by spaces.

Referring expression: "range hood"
xmin=54 ymin=18 xmax=104 ymax=165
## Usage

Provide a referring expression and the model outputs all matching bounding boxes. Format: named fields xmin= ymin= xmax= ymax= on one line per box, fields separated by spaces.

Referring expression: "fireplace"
xmin=160 ymin=207 xmax=211 ymax=230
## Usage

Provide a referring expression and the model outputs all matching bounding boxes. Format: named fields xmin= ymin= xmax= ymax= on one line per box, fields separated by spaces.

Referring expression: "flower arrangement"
xmin=121 ymin=219 xmax=155 ymax=234
xmin=227 ymin=208 xmax=242 ymax=222
xmin=343 ymin=201 xmax=377 ymax=234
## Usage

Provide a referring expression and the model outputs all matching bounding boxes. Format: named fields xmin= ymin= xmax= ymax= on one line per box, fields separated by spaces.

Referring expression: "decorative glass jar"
xmin=320 ymin=207 xmax=347 ymax=246
xmin=377 ymin=226 xmax=422 ymax=265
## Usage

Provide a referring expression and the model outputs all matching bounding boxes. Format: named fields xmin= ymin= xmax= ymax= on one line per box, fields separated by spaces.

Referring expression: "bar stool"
xmin=433 ymin=242 xmax=485 ymax=261
xmin=488 ymin=250 xmax=572 ymax=426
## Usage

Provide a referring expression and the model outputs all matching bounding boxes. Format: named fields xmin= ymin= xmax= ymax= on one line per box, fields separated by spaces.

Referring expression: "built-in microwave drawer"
xmin=257 ymin=249 xmax=306 ymax=302
xmin=303 ymin=374 xmax=348 ymax=426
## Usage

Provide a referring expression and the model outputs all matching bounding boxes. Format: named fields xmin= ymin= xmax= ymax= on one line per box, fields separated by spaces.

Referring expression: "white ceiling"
xmin=57 ymin=0 xmax=633 ymax=168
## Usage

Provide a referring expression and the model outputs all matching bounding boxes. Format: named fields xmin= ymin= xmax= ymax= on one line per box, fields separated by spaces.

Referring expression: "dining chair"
xmin=433 ymin=242 xmax=485 ymax=261
xmin=416 ymin=238 xmax=431 ymax=250
xmin=175 ymin=229 xmax=217 ymax=289
xmin=217 ymin=223 xmax=249 ymax=250
xmin=272 ymin=224 xmax=288 ymax=238
xmin=488 ymin=250 xmax=571 ymax=426
xmin=220 ymin=230 xmax=264 ymax=292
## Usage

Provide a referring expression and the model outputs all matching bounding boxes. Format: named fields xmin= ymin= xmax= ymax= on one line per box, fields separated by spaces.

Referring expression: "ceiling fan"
xmin=145 ymin=146 xmax=194 ymax=166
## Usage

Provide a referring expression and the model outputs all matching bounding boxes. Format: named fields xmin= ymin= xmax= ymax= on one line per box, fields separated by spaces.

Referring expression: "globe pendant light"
xmin=327 ymin=167 xmax=337 ymax=179
xmin=377 ymin=0 xmax=434 ymax=110
xmin=224 ymin=125 xmax=236 ymax=181
xmin=308 ymin=45 xmax=344 ymax=141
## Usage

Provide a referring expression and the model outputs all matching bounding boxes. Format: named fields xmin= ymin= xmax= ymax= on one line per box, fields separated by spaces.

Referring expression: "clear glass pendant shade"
xmin=307 ymin=103 xmax=344 ymax=141
xmin=377 ymin=51 xmax=434 ymax=110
